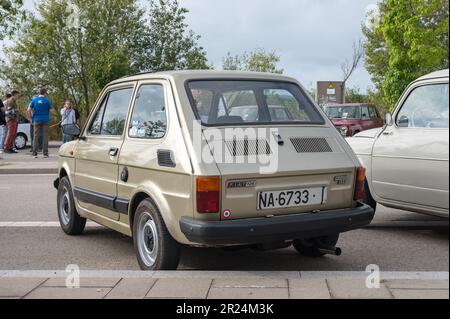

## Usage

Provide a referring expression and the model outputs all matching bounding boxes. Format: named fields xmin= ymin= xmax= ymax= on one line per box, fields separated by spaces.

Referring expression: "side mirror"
xmin=385 ymin=113 xmax=393 ymax=126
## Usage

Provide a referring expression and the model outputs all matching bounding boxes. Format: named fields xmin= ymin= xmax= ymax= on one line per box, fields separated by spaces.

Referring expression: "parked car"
xmin=15 ymin=115 xmax=31 ymax=150
xmin=324 ymin=103 xmax=384 ymax=137
xmin=54 ymin=70 xmax=374 ymax=270
xmin=347 ymin=69 xmax=449 ymax=218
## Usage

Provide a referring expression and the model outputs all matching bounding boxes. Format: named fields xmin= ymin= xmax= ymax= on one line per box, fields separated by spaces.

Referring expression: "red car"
xmin=324 ymin=103 xmax=384 ymax=137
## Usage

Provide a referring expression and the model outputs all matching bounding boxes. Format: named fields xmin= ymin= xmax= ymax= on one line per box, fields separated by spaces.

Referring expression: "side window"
xmin=101 ymin=88 xmax=134 ymax=136
xmin=361 ymin=106 xmax=370 ymax=120
xmin=397 ymin=84 xmax=449 ymax=128
xmin=129 ymin=84 xmax=167 ymax=139
xmin=88 ymin=96 xmax=107 ymax=135
xmin=369 ymin=106 xmax=378 ymax=119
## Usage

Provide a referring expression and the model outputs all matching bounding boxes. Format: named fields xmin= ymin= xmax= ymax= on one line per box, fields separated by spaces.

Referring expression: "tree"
xmin=363 ymin=0 xmax=449 ymax=109
xmin=341 ymin=39 xmax=364 ymax=102
xmin=0 ymin=0 xmax=25 ymax=40
xmin=133 ymin=0 xmax=209 ymax=72
xmin=345 ymin=86 xmax=388 ymax=114
xmin=1 ymin=0 xmax=145 ymax=120
xmin=223 ymin=48 xmax=283 ymax=74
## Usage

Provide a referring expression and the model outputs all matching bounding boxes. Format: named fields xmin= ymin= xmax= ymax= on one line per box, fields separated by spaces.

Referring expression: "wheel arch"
xmin=127 ymin=185 xmax=186 ymax=244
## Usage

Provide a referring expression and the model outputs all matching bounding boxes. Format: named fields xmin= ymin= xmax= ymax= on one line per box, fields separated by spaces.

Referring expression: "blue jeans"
xmin=62 ymin=132 xmax=72 ymax=144
xmin=0 ymin=125 xmax=7 ymax=150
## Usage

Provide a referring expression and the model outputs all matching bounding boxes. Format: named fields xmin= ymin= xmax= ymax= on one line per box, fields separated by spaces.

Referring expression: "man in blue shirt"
xmin=27 ymin=88 xmax=53 ymax=158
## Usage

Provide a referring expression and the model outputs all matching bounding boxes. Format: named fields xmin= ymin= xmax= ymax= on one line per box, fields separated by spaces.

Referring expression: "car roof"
xmin=415 ymin=69 xmax=449 ymax=82
xmin=109 ymin=70 xmax=298 ymax=85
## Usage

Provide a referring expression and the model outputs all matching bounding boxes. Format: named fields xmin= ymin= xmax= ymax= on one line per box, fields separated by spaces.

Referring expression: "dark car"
xmin=324 ymin=103 xmax=384 ymax=137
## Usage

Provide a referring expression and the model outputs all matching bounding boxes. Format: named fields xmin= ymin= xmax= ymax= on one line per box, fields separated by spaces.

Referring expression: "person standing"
xmin=3 ymin=91 xmax=20 ymax=154
xmin=60 ymin=100 xmax=76 ymax=144
xmin=27 ymin=88 xmax=52 ymax=158
xmin=27 ymin=95 xmax=43 ymax=153
xmin=0 ymin=98 xmax=6 ymax=153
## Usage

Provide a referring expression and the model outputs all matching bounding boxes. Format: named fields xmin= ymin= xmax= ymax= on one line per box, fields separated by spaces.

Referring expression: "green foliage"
xmin=223 ymin=48 xmax=283 ymax=74
xmin=133 ymin=0 xmax=209 ymax=72
xmin=363 ymin=0 xmax=449 ymax=110
xmin=1 ymin=0 xmax=210 ymax=137
xmin=0 ymin=0 xmax=26 ymax=40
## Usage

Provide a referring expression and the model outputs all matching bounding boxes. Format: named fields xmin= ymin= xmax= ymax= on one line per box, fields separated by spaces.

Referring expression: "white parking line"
xmin=0 ymin=221 xmax=102 ymax=227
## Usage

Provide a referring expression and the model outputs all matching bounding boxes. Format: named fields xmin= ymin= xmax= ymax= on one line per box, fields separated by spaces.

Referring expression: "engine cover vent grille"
xmin=290 ymin=137 xmax=333 ymax=153
xmin=225 ymin=139 xmax=272 ymax=156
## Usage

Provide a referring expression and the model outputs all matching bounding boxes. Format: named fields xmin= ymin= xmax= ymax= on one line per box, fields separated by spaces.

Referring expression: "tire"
xmin=57 ymin=176 xmax=86 ymax=235
xmin=133 ymin=199 xmax=180 ymax=270
xmin=14 ymin=133 xmax=27 ymax=150
xmin=293 ymin=234 xmax=339 ymax=258
xmin=363 ymin=179 xmax=377 ymax=212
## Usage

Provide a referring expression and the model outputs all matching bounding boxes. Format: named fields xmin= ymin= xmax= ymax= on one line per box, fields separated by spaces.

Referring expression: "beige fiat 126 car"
xmin=348 ymin=69 xmax=449 ymax=218
xmin=54 ymin=70 xmax=374 ymax=270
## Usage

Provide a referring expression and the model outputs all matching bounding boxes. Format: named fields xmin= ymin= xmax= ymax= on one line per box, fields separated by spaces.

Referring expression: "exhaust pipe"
xmin=313 ymin=240 xmax=342 ymax=256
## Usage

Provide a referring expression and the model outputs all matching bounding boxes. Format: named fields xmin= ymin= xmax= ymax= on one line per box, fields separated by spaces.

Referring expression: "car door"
xmin=371 ymin=81 xmax=449 ymax=210
xmin=74 ymin=84 xmax=136 ymax=221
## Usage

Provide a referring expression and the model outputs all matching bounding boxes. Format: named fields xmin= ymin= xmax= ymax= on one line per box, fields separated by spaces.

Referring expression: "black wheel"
xmin=293 ymin=234 xmax=339 ymax=257
xmin=363 ymin=179 xmax=377 ymax=212
xmin=57 ymin=176 xmax=86 ymax=235
xmin=133 ymin=199 xmax=180 ymax=270
xmin=14 ymin=133 xmax=27 ymax=150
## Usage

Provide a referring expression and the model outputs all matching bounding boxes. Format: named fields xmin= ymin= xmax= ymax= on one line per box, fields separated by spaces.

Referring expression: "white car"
xmin=347 ymin=69 xmax=449 ymax=218
xmin=15 ymin=115 xmax=31 ymax=150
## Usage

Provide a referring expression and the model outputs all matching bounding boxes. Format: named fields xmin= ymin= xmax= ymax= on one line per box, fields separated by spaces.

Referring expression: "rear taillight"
xmin=354 ymin=167 xmax=366 ymax=201
xmin=196 ymin=177 xmax=220 ymax=213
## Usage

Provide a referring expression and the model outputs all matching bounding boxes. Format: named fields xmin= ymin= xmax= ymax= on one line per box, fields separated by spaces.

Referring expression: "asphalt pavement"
xmin=0 ymin=174 xmax=448 ymax=272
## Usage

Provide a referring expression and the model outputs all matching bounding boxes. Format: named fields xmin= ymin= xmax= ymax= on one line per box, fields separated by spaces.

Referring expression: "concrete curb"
xmin=0 ymin=168 xmax=58 ymax=175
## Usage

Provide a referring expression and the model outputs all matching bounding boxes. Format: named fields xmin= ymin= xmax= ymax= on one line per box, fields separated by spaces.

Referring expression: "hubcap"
xmin=15 ymin=136 xmax=26 ymax=149
xmin=137 ymin=212 xmax=159 ymax=267
xmin=59 ymin=187 xmax=71 ymax=225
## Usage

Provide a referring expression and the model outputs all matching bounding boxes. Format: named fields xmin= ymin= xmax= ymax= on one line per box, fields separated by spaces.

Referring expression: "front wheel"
xmin=133 ymin=199 xmax=180 ymax=270
xmin=14 ymin=133 xmax=27 ymax=150
xmin=293 ymin=234 xmax=340 ymax=257
xmin=57 ymin=176 xmax=86 ymax=235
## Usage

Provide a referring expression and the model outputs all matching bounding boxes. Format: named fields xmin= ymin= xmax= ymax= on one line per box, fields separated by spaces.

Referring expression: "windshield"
xmin=325 ymin=106 xmax=361 ymax=119
xmin=187 ymin=80 xmax=324 ymax=125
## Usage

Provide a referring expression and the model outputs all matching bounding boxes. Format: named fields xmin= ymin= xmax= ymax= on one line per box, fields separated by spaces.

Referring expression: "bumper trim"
xmin=180 ymin=203 xmax=374 ymax=245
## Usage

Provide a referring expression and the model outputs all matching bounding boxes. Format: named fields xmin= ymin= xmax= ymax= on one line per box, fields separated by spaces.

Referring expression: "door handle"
xmin=382 ymin=131 xmax=394 ymax=136
xmin=109 ymin=147 xmax=119 ymax=157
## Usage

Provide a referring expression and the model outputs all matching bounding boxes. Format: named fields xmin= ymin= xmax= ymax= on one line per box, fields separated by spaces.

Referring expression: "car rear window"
xmin=186 ymin=80 xmax=324 ymax=125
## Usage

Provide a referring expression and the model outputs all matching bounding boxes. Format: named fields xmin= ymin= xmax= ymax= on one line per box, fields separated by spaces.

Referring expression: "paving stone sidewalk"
xmin=0 ymin=272 xmax=448 ymax=299
xmin=0 ymin=142 xmax=60 ymax=174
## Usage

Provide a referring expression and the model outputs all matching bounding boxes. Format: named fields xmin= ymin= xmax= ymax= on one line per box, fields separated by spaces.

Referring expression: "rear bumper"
xmin=180 ymin=203 xmax=374 ymax=245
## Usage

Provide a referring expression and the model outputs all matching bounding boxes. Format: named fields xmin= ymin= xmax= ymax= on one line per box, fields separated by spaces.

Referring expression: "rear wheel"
xmin=362 ymin=179 xmax=377 ymax=212
xmin=133 ymin=199 xmax=180 ymax=270
xmin=293 ymin=234 xmax=339 ymax=257
xmin=57 ymin=176 xmax=86 ymax=235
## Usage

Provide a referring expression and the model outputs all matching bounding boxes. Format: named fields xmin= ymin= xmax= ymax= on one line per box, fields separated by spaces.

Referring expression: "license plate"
xmin=258 ymin=187 xmax=326 ymax=210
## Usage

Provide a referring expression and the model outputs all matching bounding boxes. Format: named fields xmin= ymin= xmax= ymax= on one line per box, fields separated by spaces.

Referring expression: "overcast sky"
xmin=180 ymin=0 xmax=380 ymax=91
xmin=4 ymin=0 xmax=380 ymax=92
